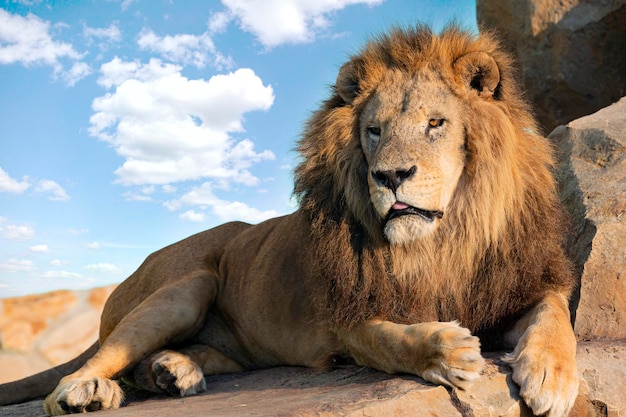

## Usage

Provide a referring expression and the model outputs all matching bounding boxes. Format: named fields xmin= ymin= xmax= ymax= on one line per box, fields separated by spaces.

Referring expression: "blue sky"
xmin=0 ymin=0 xmax=477 ymax=297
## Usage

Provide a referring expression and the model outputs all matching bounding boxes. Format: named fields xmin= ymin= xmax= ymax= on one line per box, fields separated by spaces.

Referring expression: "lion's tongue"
xmin=392 ymin=202 xmax=410 ymax=211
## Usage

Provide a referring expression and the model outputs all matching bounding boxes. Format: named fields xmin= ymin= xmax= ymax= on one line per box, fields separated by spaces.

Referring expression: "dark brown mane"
xmin=293 ymin=25 xmax=574 ymax=349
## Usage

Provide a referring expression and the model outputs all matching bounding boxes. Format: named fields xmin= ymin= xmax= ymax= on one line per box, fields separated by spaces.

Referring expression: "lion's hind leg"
xmin=43 ymin=271 xmax=216 ymax=415
xmin=127 ymin=350 xmax=206 ymax=396
xmin=127 ymin=346 xmax=244 ymax=396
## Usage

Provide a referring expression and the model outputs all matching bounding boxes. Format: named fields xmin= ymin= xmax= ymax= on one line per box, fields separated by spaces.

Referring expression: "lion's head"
xmin=295 ymin=25 xmax=569 ymax=335
xmin=346 ymin=67 xmax=469 ymax=244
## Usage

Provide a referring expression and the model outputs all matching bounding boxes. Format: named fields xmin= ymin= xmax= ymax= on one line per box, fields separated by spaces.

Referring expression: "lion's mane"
xmin=293 ymin=25 xmax=574 ymax=348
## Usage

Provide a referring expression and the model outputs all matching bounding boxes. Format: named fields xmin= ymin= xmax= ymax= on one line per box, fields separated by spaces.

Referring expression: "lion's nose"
xmin=372 ymin=166 xmax=417 ymax=192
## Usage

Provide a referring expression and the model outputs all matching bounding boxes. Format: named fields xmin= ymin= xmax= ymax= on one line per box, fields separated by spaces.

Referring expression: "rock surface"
xmin=0 ymin=286 xmax=116 ymax=384
xmin=0 ymin=341 xmax=624 ymax=417
xmin=551 ymin=97 xmax=626 ymax=340
xmin=476 ymin=0 xmax=626 ymax=132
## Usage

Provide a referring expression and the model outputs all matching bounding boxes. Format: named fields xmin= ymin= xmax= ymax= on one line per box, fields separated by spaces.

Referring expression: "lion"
xmin=0 ymin=25 xmax=579 ymax=417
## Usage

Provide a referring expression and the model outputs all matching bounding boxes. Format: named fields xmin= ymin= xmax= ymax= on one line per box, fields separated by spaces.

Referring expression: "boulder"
xmin=476 ymin=0 xmax=626 ymax=132
xmin=550 ymin=97 xmax=626 ymax=340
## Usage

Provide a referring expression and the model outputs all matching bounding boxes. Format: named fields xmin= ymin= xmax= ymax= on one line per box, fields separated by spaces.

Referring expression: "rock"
xmin=476 ymin=0 xmax=626 ymax=133
xmin=550 ymin=97 xmax=626 ymax=340
xmin=0 ymin=291 xmax=78 ymax=353
xmin=0 ymin=340 xmax=624 ymax=417
xmin=576 ymin=341 xmax=626 ymax=416
xmin=0 ymin=286 xmax=116 ymax=384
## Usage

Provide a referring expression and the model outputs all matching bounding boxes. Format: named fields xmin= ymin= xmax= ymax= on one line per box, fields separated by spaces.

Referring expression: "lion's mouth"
xmin=387 ymin=202 xmax=444 ymax=223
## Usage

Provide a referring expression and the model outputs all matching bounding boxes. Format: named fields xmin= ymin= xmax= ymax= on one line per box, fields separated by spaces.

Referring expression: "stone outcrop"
xmin=551 ymin=97 xmax=626 ymax=340
xmin=476 ymin=0 xmax=626 ymax=132
xmin=0 ymin=341 xmax=624 ymax=417
xmin=0 ymin=286 xmax=116 ymax=384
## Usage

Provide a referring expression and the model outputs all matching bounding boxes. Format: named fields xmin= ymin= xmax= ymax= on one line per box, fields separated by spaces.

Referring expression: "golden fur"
xmin=0 ymin=25 xmax=579 ymax=417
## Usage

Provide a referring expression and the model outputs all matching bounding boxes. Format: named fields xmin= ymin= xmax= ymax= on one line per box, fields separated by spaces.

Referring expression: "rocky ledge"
xmin=1 ymin=340 xmax=624 ymax=417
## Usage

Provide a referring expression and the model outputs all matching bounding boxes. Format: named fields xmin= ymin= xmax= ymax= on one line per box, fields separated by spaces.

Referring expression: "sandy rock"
xmin=38 ymin=308 xmax=101 ymax=365
xmin=0 ymin=286 xmax=116 ymax=384
xmin=0 ymin=352 xmax=50 ymax=385
xmin=0 ymin=291 xmax=78 ymax=353
xmin=550 ymin=97 xmax=626 ymax=340
xmin=576 ymin=341 xmax=626 ymax=416
xmin=476 ymin=0 xmax=626 ymax=132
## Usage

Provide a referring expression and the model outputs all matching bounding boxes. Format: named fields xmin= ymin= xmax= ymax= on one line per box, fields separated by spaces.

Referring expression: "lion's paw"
xmin=43 ymin=376 xmax=123 ymax=415
xmin=418 ymin=321 xmax=485 ymax=390
xmin=143 ymin=350 xmax=207 ymax=397
xmin=504 ymin=344 xmax=579 ymax=417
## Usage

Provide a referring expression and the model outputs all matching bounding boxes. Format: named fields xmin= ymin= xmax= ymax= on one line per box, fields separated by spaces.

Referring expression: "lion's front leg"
xmin=504 ymin=291 xmax=579 ymax=417
xmin=338 ymin=320 xmax=485 ymax=389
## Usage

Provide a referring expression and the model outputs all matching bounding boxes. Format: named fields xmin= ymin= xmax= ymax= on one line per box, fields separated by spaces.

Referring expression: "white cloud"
xmin=41 ymin=270 xmax=82 ymax=279
xmin=30 ymin=244 xmax=50 ymax=253
xmin=162 ymin=184 xmax=177 ymax=193
xmin=0 ymin=258 xmax=34 ymax=272
xmin=62 ymin=61 xmax=92 ymax=86
xmin=34 ymin=179 xmax=71 ymax=201
xmin=85 ymin=263 xmax=118 ymax=273
xmin=121 ymin=0 xmax=137 ymax=11
xmin=137 ymin=29 xmax=220 ymax=68
xmin=213 ymin=200 xmax=278 ymax=223
xmin=122 ymin=191 xmax=153 ymax=202
xmin=180 ymin=209 xmax=206 ymax=222
xmin=85 ymin=241 xmax=101 ymax=250
xmin=208 ymin=11 xmax=231 ymax=34
xmin=1 ymin=223 xmax=35 ymax=241
xmin=214 ymin=0 xmax=383 ymax=48
xmin=0 ymin=167 xmax=70 ymax=201
xmin=164 ymin=182 xmax=219 ymax=211
xmin=68 ymin=228 xmax=89 ymax=235
xmin=50 ymin=259 xmax=69 ymax=266
xmin=0 ymin=9 xmax=89 ymax=85
xmin=165 ymin=182 xmax=278 ymax=224
xmin=0 ymin=166 xmax=30 ymax=193
xmin=96 ymin=56 xmax=181 ymax=89
xmin=90 ymin=58 xmax=275 ymax=187
xmin=83 ymin=22 xmax=122 ymax=43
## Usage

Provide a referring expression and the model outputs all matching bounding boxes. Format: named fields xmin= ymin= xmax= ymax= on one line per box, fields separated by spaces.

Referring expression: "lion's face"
xmin=358 ymin=71 xmax=466 ymax=245
xmin=297 ymin=32 xmax=503 ymax=247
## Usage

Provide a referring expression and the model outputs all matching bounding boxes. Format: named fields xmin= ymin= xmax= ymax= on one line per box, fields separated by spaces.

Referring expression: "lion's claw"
xmin=505 ymin=344 xmax=579 ymax=417
xmin=148 ymin=350 xmax=206 ymax=397
xmin=417 ymin=321 xmax=485 ymax=390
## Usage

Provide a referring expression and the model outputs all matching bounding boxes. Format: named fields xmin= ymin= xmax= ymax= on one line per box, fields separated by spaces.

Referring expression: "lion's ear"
xmin=453 ymin=51 xmax=500 ymax=98
xmin=336 ymin=59 xmax=364 ymax=104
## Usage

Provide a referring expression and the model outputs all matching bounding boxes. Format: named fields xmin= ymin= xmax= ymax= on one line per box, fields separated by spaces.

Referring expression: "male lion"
xmin=0 ymin=25 xmax=579 ymax=417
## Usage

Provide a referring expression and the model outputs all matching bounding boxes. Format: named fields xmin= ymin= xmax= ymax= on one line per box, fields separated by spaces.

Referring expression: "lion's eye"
xmin=367 ymin=126 xmax=381 ymax=137
xmin=428 ymin=118 xmax=445 ymax=128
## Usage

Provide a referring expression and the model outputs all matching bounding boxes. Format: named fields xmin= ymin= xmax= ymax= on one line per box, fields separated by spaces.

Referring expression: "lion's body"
xmin=105 ymin=214 xmax=338 ymax=370
xmin=0 ymin=25 xmax=580 ymax=417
